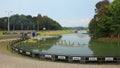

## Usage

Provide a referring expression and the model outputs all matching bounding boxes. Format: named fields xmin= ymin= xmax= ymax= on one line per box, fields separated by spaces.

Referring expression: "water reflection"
xmin=41 ymin=45 xmax=93 ymax=56
xmin=15 ymin=37 xmax=61 ymax=51
xmin=89 ymin=40 xmax=120 ymax=56
xmin=41 ymin=30 xmax=93 ymax=56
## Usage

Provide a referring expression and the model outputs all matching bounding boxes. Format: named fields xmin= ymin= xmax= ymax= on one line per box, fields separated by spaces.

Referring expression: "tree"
xmin=0 ymin=17 xmax=7 ymax=30
xmin=89 ymin=0 xmax=110 ymax=38
xmin=0 ymin=14 xmax=62 ymax=30
xmin=89 ymin=0 xmax=120 ymax=39
xmin=10 ymin=14 xmax=19 ymax=30
xmin=37 ymin=14 xmax=43 ymax=30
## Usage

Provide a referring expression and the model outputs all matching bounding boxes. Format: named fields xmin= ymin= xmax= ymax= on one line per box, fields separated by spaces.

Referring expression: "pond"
xmin=15 ymin=30 xmax=120 ymax=57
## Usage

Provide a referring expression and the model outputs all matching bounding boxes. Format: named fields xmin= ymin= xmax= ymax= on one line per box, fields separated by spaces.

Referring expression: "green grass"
xmin=0 ymin=31 xmax=14 ymax=37
xmin=37 ymin=30 xmax=75 ymax=36
xmin=0 ymin=31 xmax=4 ymax=36
xmin=0 ymin=31 xmax=9 ymax=36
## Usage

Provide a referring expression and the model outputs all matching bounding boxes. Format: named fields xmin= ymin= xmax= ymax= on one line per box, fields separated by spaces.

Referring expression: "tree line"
xmin=89 ymin=0 xmax=120 ymax=39
xmin=0 ymin=14 xmax=62 ymax=30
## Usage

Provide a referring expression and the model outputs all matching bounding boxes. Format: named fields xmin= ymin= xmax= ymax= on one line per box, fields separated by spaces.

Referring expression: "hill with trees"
xmin=0 ymin=14 xmax=62 ymax=30
xmin=89 ymin=0 xmax=120 ymax=39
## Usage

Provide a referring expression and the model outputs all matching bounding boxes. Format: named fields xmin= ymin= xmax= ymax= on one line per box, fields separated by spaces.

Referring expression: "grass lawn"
xmin=0 ymin=31 xmax=5 ymax=36
xmin=0 ymin=31 xmax=14 ymax=37
xmin=0 ymin=30 xmax=75 ymax=37
xmin=37 ymin=30 xmax=75 ymax=36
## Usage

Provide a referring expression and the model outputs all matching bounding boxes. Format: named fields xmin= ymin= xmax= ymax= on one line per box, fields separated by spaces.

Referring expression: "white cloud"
xmin=62 ymin=17 xmax=91 ymax=27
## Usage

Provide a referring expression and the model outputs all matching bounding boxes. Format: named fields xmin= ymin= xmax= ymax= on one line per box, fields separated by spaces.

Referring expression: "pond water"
xmin=41 ymin=31 xmax=92 ymax=56
xmin=15 ymin=30 xmax=120 ymax=56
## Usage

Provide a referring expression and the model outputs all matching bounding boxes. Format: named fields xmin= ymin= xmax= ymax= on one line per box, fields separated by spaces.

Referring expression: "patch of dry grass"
xmin=37 ymin=30 xmax=75 ymax=36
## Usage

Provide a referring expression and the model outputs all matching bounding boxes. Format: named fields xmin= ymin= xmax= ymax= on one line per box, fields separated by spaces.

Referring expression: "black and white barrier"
xmin=73 ymin=57 xmax=81 ymax=61
xmin=69 ymin=57 xmax=82 ymax=62
xmin=26 ymin=51 xmax=31 ymax=56
xmin=44 ymin=54 xmax=52 ymax=59
xmin=10 ymin=40 xmax=120 ymax=64
xmin=58 ymin=56 xmax=66 ymax=60
xmin=19 ymin=50 xmax=23 ymax=53
xmin=105 ymin=57 xmax=113 ymax=61
xmin=15 ymin=48 xmax=19 ymax=52
xmin=11 ymin=46 xmax=120 ymax=63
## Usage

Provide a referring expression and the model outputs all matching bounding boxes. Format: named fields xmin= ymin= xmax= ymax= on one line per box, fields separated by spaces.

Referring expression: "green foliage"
xmin=0 ymin=17 xmax=7 ymax=30
xmin=0 ymin=14 xmax=62 ymax=30
xmin=89 ymin=0 xmax=120 ymax=38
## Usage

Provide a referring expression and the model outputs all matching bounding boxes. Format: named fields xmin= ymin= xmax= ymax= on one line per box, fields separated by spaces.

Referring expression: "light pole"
xmin=5 ymin=11 xmax=12 ymax=31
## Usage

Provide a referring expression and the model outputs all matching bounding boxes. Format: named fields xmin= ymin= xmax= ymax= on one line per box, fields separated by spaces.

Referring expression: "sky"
xmin=0 ymin=0 xmax=113 ymax=27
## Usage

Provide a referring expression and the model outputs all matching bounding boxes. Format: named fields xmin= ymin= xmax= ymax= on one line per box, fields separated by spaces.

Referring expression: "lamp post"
xmin=5 ymin=11 xmax=12 ymax=31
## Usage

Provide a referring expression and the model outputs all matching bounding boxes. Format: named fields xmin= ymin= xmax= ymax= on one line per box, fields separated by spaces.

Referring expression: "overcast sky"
xmin=0 ymin=0 xmax=113 ymax=27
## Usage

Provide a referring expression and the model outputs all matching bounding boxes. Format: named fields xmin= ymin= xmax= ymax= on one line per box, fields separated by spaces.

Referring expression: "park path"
xmin=0 ymin=39 xmax=120 ymax=68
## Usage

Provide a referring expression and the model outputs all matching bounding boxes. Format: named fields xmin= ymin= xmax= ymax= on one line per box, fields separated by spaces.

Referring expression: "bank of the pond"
xmin=97 ymin=38 xmax=120 ymax=42
xmin=37 ymin=30 xmax=75 ymax=36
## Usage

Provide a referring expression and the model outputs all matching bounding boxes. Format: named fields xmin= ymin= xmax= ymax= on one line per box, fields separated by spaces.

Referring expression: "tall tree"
xmin=89 ymin=0 xmax=110 ymax=38
xmin=89 ymin=0 xmax=120 ymax=39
